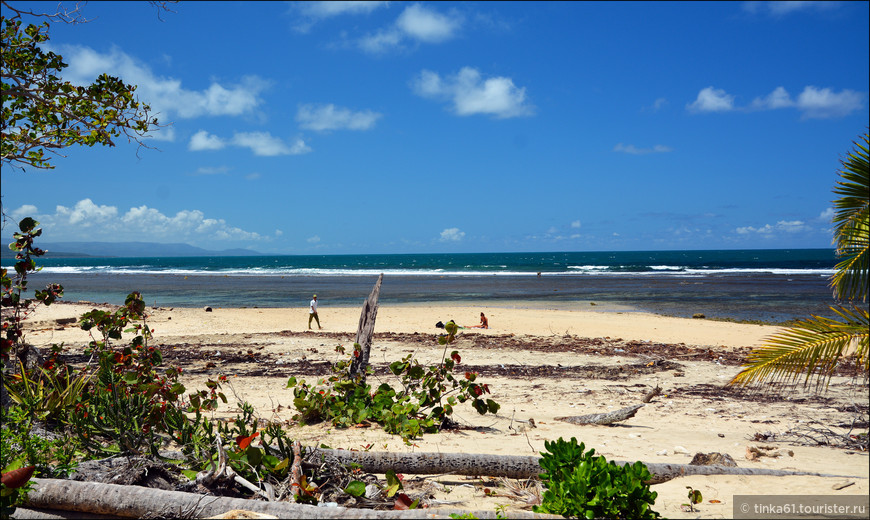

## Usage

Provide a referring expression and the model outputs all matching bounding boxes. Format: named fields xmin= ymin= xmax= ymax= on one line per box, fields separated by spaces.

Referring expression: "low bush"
xmin=533 ymin=437 xmax=660 ymax=519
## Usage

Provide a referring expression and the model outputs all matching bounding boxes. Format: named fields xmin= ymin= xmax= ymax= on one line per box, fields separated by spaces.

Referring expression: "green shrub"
xmin=288 ymin=346 xmax=499 ymax=443
xmin=533 ymin=437 xmax=660 ymax=519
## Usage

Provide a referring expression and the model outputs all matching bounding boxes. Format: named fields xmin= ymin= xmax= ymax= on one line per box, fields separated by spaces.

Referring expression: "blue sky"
xmin=1 ymin=1 xmax=868 ymax=254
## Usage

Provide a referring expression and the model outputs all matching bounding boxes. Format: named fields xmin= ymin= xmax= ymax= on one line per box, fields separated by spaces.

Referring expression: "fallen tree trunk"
xmin=22 ymin=478 xmax=557 ymax=519
xmin=312 ymin=448 xmax=863 ymax=485
xmin=555 ymin=403 xmax=644 ymax=425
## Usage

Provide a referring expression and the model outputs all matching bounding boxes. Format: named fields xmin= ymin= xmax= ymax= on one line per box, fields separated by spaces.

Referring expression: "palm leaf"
xmin=830 ymin=133 xmax=869 ymax=302
xmin=730 ymin=305 xmax=869 ymax=391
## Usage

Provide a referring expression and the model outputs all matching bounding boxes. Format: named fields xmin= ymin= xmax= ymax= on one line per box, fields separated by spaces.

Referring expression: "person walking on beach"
xmin=308 ymin=294 xmax=321 ymax=330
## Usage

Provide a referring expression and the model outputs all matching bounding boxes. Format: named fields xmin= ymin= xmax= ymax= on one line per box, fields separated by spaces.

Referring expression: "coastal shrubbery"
xmin=288 ymin=344 xmax=500 ymax=443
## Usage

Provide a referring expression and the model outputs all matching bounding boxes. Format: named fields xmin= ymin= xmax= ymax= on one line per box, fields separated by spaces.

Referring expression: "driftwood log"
xmin=312 ymin=448 xmax=863 ymax=485
xmin=348 ymin=274 xmax=383 ymax=382
xmin=555 ymin=403 xmax=645 ymax=425
xmin=19 ymin=478 xmax=558 ymax=520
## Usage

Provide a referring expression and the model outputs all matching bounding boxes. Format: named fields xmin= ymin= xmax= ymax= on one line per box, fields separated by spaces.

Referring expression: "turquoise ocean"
xmin=10 ymin=249 xmax=857 ymax=323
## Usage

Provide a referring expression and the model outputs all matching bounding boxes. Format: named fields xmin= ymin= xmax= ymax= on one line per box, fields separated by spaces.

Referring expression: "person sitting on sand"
xmin=467 ymin=312 xmax=489 ymax=329
xmin=475 ymin=312 xmax=489 ymax=329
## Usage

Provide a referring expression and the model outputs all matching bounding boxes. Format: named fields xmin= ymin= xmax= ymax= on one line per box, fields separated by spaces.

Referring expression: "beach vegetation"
xmin=288 ymin=344 xmax=499 ymax=443
xmin=730 ymin=133 xmax=869 ymax=391
xmin=533 ymin=437 xmax=660 ymax=519
xmin=1 ymin=1 xmax=162 ymax=172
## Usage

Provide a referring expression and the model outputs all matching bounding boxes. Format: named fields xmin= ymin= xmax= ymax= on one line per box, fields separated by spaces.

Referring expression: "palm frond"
xmin=730 ymin=305 xmax=869 ymax=392
xmin=831 ymin=133 xmax=869 ymax=302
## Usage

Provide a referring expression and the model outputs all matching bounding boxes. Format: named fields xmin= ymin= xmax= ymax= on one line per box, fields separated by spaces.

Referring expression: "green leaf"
xmin=344 ymin=480 xmax=367 ymax=497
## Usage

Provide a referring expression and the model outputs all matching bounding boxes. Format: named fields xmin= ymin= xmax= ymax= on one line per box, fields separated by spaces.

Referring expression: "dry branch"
xmin=22 ymin=478 xmax=557 ymax=519
xmin=555 ymin=403 xmax=644 ymax=425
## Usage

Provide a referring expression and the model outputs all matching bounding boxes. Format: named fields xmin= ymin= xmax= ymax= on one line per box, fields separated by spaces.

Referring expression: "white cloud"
xmin=189 ymin=131 xmax=311 ymax=156
xmin=751 ymin=86 xmax=794 ymax=110
xmin=232 ymin=132 xmax=292 ymax=156
xmin=296 ymin=104 xmax=383 ymax=132
xmin=439 ymin=228 xmax=465 ymax=242
xmin=22 ymin=199 xmax=266 ymax=244
xmin=358 ymin=29 xmax=404 ymax=54
xmin=571 ymin=220 xmax=581 ymax=229
xmin=412 ymin=67 xmax=534 ymax=119
xmin=695 ymin=85 xmax=863 ymax=118
xmin=293 ymin=1 xmax=388 ymax=33
xmin=686 ymin=86 xmax=735 ymax=113
xmin=358 ymin=4 xmax=462 ymax=53
xmin=56 ymin=45 xmax=268 ymax=124
xmin=736 ymin=220 xmax=809 ymax=235
xmin=613 ymin=143 xmax=673 ymax=155
xmin=189 ymin=130 xmax=226 ymax=151
xmin=743 ymin=1 xmax=842 ymax=16
xmin=795 ymin=86 xmax=864 ymax=119
xmin=300 ymin=1 xmax=388 ymax=19
xmin=750 ymin=86 xmax=863 ymax=118
xmin=818 ymin=208 xmax=834 ymax=221
xmin=396 ymin=4 xmax=461 ymax=43
xmin=55 ymin=199 xmax=118 ymax=226
xmin=307 ymin=235 xmax=321 ymax=244
xmin=10 ymin=205 xmax=38 ymax=221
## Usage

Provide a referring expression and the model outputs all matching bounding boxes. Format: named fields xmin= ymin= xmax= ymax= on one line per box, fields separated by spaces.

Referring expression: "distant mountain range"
xmin=0 ymin=240 xmax=263 ymax=258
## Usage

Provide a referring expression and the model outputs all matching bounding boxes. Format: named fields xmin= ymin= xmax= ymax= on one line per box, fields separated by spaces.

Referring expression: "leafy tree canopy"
xmin=1 ymin=1 xmax=161 ymax=171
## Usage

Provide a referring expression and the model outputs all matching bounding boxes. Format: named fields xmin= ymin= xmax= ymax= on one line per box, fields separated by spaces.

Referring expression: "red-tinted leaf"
xmin=236 ymin=431 xmax=260 ymax=450
xmin=394 ymin=493 xmax=413 ymax=510
xmin=1 ymin=466 xmax=35 ymax=489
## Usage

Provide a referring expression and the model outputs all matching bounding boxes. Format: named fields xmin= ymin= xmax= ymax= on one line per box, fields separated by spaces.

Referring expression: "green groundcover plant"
xmin=533 ymin=437 xmax=660 ymax=519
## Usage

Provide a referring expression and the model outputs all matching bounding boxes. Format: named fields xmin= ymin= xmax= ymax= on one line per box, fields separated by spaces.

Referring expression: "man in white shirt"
xmin=309 ymin=294 xmax=321 ymax=330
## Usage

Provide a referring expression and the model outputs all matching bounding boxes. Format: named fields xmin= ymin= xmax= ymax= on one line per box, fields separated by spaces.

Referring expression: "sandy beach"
xmin=20 ymin=301 xmax=870 ymax=518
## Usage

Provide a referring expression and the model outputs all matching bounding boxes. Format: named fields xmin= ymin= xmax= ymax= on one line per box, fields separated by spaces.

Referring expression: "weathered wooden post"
xmin=348 ymin=274 xmax=383 ymax=382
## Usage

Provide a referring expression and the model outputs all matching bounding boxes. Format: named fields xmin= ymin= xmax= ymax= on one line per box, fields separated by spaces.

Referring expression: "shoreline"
xmin=27 ymin=299 xmax=786 ymax=350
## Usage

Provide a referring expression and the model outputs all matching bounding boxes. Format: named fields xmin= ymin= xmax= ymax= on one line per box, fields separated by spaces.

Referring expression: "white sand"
xmin=21 ymin=302 xmax=869 ymax=518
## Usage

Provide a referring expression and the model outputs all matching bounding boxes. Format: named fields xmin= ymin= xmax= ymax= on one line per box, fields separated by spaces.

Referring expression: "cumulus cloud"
xmin=686 ymin=86 xmax=735 ymax=113
xmin=296 ymin=104 xmax=383 ymax=132
xmin=692 ymin=85 xmax=863 ymax=118
xmin=796 ymin=86 xmax=864 ymax=119
xmin=439 ymin=228 xmax=465 ymax=242
xmin=412 ymin=67 xmax=534 ymax=119
xmin=10 ymin=205 xmax=38 ymax=221
xmin=55 ymin=199 xmax=118 ymax=226
xmin=750 ymin=86 xmax=864 ymax=118
xmin=189 ymin=130 xmax=226 ymax=151
xmin=14 ymin=200 xmax=266 ymax=244
xmin=571 ymin=220 xmax=582 ymax=229
xmin=735 ymin=220 xmax=810 ymax=235
xmin=55 ymin=45 xmax=268 ymax=125
xmin=359 ymin=3 xmax=462 ymax=53
xmin=818 ymin=208 xmax=834 ymax=221
xmin=189 ymin=131 xmax=311 ymax=156
xmin=396 ymin=4 xmax=461 ymax=43
xmin=613 ymin=143 xmax=673 ymax=155
xmin=307 ymin=235 xmax=321 ymax=244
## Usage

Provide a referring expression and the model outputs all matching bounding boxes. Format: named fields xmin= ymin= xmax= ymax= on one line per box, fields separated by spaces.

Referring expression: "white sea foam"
xmin=35 ymin=265 xmax=835 ymax=277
